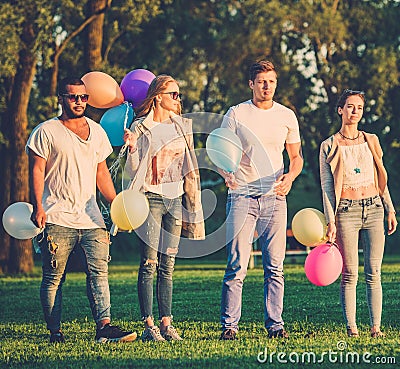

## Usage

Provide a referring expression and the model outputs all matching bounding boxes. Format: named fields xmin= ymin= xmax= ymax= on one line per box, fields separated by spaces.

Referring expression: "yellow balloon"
xmin=291 ymin=208 xmax=327 ymax=247
xmin=110 ymin=190 xmax=149 ymax=231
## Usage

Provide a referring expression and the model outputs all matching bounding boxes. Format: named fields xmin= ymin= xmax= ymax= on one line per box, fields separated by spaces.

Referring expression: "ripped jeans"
xmin=136 ymin=192 xmax=182 ymax=321
xmin=39 ymin=224 xmax=111 ymax=332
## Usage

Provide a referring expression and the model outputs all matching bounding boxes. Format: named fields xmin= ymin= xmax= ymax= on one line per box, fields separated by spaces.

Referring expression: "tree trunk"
xmin=85 ymin=0 xmax=106 ymax=71
xmin=0 ymin=116 xmax=12 ymax=274
xmin=5 ymin=25 xmax=37 ymax=274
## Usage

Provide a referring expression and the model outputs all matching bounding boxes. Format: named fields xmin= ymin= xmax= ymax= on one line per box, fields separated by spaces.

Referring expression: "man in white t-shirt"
xmin=219 ymin=61 xmax=303 ymax=340
xmin=26 ymin=77 xmax=136 ymax=343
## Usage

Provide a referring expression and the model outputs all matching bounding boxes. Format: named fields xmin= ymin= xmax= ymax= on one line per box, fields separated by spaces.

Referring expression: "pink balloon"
xmin=120 ymin=69 xmax=156 ymax=108
xmin=304 ymin=243 xmax=343 ymax=286
xmin=81 ymin=71 xmax=124 ymax=108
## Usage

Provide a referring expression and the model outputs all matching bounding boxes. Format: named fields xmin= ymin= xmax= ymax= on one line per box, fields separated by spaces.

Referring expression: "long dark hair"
xmin=135 ymin=74 xmax=181 ymax=117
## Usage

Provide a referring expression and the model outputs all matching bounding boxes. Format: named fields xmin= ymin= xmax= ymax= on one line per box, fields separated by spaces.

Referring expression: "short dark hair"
xmin=57 ymin=77 xmax=85 ymax=95
xmin=249 ymin=60 xmax=277 ymax=81
xmin=336 ymin=89 xmax=365 ymax=114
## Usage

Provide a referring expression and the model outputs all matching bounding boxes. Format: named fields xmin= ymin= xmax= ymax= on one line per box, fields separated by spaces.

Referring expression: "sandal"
xmin=347 ymin=328 xmax=359 ymax=337
xmin=371 ymin=331 xmax=385 ymax=338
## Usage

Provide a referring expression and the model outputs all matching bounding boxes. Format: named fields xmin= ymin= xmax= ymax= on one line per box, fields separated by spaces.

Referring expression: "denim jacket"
xmin=319 ymin=131 xmax=395 ymax=224
xmin=124 ymin=110 xmax=205 ymax=240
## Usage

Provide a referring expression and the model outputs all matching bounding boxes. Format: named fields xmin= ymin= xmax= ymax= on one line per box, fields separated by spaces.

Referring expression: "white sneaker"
xmin=141 ymin=326 xmax=166 ymax=342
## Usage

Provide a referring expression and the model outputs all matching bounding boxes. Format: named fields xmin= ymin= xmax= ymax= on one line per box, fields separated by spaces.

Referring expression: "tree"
xmin=0 ymin=0 xmax=164 ymax=274
xmin=1 ymin=0 xmax=399 ymax=273
xmin=0 ymin=0 xmax=57 ymax=273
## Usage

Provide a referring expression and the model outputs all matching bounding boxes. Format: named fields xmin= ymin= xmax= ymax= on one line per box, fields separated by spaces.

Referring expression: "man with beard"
xmin=26 ymin=77 xmax=137 ymax=343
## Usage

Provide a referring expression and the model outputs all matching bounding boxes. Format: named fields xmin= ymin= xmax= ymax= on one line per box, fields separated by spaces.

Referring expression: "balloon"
xmin=2 ymin=202 xmax=43 ymax=239
xmin=81 ymin=71 xmax=124 ymax=109
xmin=100 ymin=102 xmax=135 ymax=146
xmin=120 ymin=69 xmax=156 ymax=108
xmin=110 ymin=190 xmax=149 ymax=231
xmin=291 ymin=208 xmax=327 ymax=247
xmin=304 ymin=243 xmax=343 ymax=286
xmin=206 ymin=128 xmax=243 ymax=173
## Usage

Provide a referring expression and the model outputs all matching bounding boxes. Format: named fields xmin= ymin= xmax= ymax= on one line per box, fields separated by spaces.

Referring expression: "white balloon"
xmin=2 ymin=202 xmax=43 ymax=239
xmin=206 ymin=128 xmax=243 ymax=173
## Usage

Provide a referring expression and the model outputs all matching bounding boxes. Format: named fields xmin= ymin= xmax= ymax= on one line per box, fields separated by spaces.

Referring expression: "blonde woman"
xmin=123 ymin=75 xmax=204 ymax=341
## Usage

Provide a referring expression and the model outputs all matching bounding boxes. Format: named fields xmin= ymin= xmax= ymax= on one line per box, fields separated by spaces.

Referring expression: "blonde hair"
xmin=135 ymin=74 xmax=181 ymax=117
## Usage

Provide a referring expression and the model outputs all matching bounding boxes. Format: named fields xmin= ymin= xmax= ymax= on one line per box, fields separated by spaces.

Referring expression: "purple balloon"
xmin=120 ymin=69 xmax=156 ymax=108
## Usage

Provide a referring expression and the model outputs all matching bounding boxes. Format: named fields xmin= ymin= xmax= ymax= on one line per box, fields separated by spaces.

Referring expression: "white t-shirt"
xmin=144 ymin=121 xmax=186 ymax=199
xmin=26 ymin=117 xmax=113 ymax=229
xmin=221 ymin=100 xmax=300 ymax=195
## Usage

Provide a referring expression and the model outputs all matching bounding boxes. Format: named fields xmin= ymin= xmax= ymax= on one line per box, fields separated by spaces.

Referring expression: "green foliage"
xmin=0 ymin=0 xmax=399 ymax=273
xmin=0 ymin=3 xmax=23 ymax=77
xmin=0 ymin=261 xmax=400 ymax=368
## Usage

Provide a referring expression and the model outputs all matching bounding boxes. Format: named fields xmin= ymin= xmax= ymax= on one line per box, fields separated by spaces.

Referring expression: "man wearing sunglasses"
xmin=26 ymin=77 xmax=136 ymax=343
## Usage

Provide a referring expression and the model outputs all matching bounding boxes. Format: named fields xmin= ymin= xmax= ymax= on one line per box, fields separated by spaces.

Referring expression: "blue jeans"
xmin=136 ymin=192 xmax=182 ymax=320
xmin=336 ymin=195 xmax=385 ymax=329
xmin=221 ymin=193 xmax=287 ymax=332
xmin=39 ymin=224 xmax=111 ymax=332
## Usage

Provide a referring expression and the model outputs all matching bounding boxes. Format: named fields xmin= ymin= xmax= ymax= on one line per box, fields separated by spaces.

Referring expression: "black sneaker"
xmin=268 ymin=328 xmax=289 ymax=339
xmin=50 ymin=331 xmax=65 ymax=343
xmin=220 ymin=328 xmax=237 ymax=340
xmin=95 ymin=323 xmax=137 ymax=343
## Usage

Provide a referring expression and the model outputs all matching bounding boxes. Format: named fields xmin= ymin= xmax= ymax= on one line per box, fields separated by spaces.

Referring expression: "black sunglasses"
xmin=60 ymin=93 xmax=89 ymax=103
xmin=344 ymin=89 xmax=365 ymax=96
xmin=161 ymin=91 xmax=182 ymax=100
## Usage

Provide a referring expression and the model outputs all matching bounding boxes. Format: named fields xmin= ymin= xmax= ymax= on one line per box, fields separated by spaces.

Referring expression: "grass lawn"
xmin=0 ymin=259 xmax=399 ymax=369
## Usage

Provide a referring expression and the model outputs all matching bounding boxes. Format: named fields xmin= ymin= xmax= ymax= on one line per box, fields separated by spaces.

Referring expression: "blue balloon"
xmin=206 ymin=128 xmax=243 ymax=172
xmin=100 ymin=102 xmax=135 ymax=146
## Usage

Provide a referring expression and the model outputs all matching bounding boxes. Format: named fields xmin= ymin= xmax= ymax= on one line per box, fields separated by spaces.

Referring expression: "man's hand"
xmin=31 ymin=205 xmax=46 ymax=229
xmin=223 ymin=171 xmax=238 ymax=189
xmin=273 ymin=173 xmax=294 ymax=196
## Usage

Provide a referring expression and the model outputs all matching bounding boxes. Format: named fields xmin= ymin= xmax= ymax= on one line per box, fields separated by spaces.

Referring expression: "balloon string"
xmin=123 ymin=101 xmax=130 ymax=130
xmin=100 ymin=198 xmax=112 ymax=228
xmin=102 ymin=102 xmax=134 ymax=229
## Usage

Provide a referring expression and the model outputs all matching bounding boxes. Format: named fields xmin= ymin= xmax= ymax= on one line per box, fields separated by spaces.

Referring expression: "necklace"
xmin=338 ymin=130 xmax=360 ymax=140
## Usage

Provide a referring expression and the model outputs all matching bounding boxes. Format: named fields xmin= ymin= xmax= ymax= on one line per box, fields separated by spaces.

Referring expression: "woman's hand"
xmin=326 ymin=222 xmax=337 ymax=243
xmin=387 ymin=211 xmax=398 ymax=235
xmin=123 ymin=129 xmax=138 ymax=152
